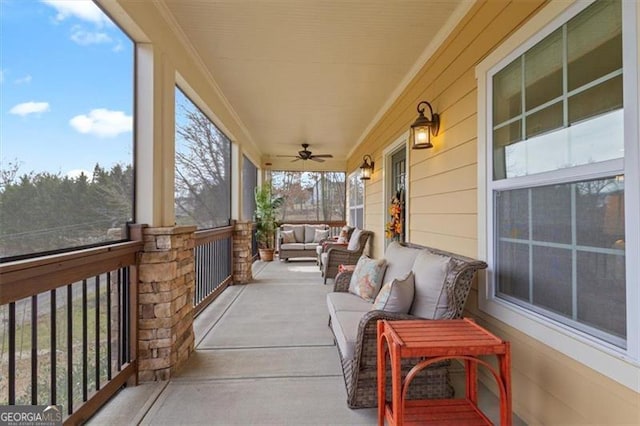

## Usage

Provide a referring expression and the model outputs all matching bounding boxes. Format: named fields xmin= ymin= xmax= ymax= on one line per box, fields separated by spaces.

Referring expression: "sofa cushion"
xmin=326 ymin=292 xmax=372 ymax=318
xmin=382 ymin=242 xmax=421 ymax=284
xmin=304 ymin=243 xmax=319 ymax=250
xmin=410 ymin=250 xmax=451 ymax=319
xmin=281 ymin=230 xmax=296 ymax=244
xmin=372 ymin=272 xmax=414 ymax=313
xmin=280 ymin=243 xmax=306 ymax=251
xmin=305 ymin=224 xmax=327 ymax=243
xmin=332 ymin=310 xmax=365 ymax=360
xmin=282 ymin=224 xmax=305 ymax=242
xmin=348 ymin=256 xmax=387 ymax=302
xmin=313 ymin=228 xmax=330 ymax=243
xmin=347 ymin=228 xmax=363 ymax=251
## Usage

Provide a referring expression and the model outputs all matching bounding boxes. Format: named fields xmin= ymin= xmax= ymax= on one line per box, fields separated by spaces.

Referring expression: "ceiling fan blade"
xmin=291 ymin=158 xmax=301 ymax=162
xmin=276 ymin=154 xmax=299 ymax=158
xmin=310 ymin=157 xmax=325 ymax=163
xmin=311 ymin=154 xmax=333 ymax=158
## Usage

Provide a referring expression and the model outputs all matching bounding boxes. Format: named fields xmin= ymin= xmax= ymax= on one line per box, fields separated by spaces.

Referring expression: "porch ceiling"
xmin=160 ymin=0 xmax=468 ymax=168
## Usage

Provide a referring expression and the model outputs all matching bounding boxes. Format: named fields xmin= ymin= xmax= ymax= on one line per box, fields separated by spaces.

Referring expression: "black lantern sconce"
xmin=359 ymin=155 xmax=375 ymax=180
xmin=409 ymin=101 xmax=440 ymax=149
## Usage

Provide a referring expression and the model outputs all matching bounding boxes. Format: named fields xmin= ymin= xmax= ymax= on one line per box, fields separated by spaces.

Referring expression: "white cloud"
xmin=42 ymin=0 xmax=110 ymax=26
xmin=14 ymin=74 xmax=32 ymax=85
xmin=70 ymin=26 xmax=112 ymax=46
xmin=9 ymin=101 xmax=50 ymax=117
xmin=70 ymin=108 xmax=132 ymax=138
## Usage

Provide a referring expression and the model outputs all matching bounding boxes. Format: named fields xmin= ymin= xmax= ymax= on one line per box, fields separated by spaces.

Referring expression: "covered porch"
xmin=89 ymin=259 xmax=519 ymax=425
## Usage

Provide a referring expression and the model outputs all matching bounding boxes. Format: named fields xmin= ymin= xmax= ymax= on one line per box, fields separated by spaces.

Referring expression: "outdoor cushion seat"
xmin=331 ymin=310 xmax=364 ymax=360
xmin=326 ymin=292 xmax=373 ymax=318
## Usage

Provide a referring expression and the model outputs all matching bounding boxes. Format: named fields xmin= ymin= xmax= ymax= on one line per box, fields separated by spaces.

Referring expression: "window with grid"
xmin=489 ymin=0 xmax=627 ymax=347
xmin=348 ymin=172 xmax=364 ymax=228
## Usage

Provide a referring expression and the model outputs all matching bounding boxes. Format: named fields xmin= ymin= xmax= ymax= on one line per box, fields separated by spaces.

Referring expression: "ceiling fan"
xmin=277 ymin=143 xmax=334 ymax=162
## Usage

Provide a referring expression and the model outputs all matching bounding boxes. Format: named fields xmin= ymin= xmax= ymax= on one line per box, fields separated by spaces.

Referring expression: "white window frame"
xmin=347 ymin=170 xmax=365 ymax=229
xmin=476 ymin=0 xmax=640 ymax=392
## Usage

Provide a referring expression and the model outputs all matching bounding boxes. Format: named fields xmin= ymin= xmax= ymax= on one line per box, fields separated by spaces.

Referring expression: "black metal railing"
xmin=0 ymin=241 xmax=141 ymax=424
xmin=251 ymin=223 xmax=259 ymax=261
xmin=193 ymin=226 xmax=233 ymax=316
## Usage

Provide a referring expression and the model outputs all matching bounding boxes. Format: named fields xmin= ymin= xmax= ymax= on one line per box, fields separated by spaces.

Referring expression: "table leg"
xmin=377 ymin=321 xmax=386 ymax=426
xmin=391 ymin=340 xmax=402 ymax=425
xmin=500 ymin=342 xmax=512 ymax=426
xmin=466 ymin=357 xmax=478 ymax=404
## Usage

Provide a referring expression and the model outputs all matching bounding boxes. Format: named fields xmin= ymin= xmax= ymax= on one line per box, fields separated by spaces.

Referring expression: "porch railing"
xmin=193 ymin=226 xmax=233 ymax=316
xmin=0 ymin=241 xmax=142 ymax=424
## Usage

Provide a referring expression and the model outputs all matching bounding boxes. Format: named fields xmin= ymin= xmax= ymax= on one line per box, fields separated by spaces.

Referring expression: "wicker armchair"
xmin=329 ymin=243 xmax=488 ymax=408
xmin=320 ymin=229 xmax=372 ymax=284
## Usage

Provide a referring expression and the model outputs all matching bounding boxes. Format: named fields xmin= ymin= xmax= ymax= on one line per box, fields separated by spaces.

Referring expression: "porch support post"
xmin=137 ymin=225 xmax=196 ymax=381
xmin=232 ymin=221 xmax=254 ymax=284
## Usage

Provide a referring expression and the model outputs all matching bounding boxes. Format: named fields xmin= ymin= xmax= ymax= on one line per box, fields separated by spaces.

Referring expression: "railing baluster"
xmin=51 ymin=289 xmax=56 ymax=405
xmin=82 ymin=279 xmax=88 ymax=402
xmin=67 ymin=284 xmax=73 ymax=415
xmin=116 ymin=270 xmax=121 ymax=370
xmin=31 ymin=294 xmax=38 ymax=405
xmin=95 ymin=275 xmax=100 ymax=391
xmin=106 ymin=271 xmax=112 ymax=381
xmin=8 ymin=302 xmax=16 ymax=404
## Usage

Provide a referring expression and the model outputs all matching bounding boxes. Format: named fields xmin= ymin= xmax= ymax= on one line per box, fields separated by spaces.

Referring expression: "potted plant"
xmin=254 ymin=183 xmax=284 ymax=261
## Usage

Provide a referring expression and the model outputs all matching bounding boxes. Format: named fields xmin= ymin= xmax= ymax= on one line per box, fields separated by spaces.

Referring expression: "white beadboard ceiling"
xmin=161 ymin=0 xmax=468 ymax=166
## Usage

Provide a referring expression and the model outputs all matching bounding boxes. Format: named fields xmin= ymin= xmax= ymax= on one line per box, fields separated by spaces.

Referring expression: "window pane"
xmin=495 ymin=189 xmax=529 ymax=240
xmin=532 ymin=246 xmax=572 ymax=316
xmin=493 ymin=59 xmax=522 ymax=125
xmin=577 ymin=251 xmax=626 ymax=339
xmin=271 ymin=171 xmax=345 ymax=222
xmin=496 ymin=242 xmax=530 ymax=302
xmin=0 ymin=2 xmax=134 ymax=259
xmin=567 ymin=0 xmax=622 ymax=92
xmin=576 ymin=178 xmax=624 ymax=247
xmin=568 ymin=76 xmax=623 ymax=125
xmin=525 ymin=29 xmax=562 ymax=111
xmin=525 ymin=101 xmax=563 ymax=139
xmin=531 ymin=184 xmax=571 ymax=244
xmin=175 ymin=88 xmax=232 ymax=229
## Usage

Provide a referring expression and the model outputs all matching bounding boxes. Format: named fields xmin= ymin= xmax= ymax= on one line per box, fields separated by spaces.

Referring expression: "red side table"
xmin=377 ymin=318 xmax=512 ymax=425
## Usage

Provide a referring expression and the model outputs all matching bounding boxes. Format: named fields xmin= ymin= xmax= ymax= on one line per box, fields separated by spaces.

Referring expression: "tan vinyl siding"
xmin=350 ymin=0 xmax=640 ymax=423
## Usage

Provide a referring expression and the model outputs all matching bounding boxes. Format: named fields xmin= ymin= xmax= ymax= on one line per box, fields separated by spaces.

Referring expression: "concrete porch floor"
xmin=89 ymin=259 xmax=525 ymax=425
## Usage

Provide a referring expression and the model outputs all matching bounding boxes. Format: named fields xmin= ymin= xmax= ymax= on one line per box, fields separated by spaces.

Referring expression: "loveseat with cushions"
xmin=326 ymin=241 xmax=487 ymax=408
xmin=278 ymin=223 xmax=330 ymax=261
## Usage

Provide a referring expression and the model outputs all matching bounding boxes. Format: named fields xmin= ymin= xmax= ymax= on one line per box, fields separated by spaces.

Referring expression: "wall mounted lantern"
xmin=359 ymin=155 xmax=375 ymax=180
xmin=409 ymin=101 xmax=440 ymax=149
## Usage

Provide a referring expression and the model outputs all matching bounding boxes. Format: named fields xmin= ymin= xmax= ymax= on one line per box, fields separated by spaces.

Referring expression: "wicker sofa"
xmin=278 ymin=223 xmax=330 ymax=261
xmin=326 ymin=242 xmax=487 ymax=408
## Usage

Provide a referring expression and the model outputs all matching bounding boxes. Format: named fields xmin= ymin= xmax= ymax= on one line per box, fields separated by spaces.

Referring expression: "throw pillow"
xmin=313 ymin=229 xmax=330 ymax=243
xmin=281 ymin=230 xmax=296 ymax=244
xmin=347 ymin=228 xmax=363 ymax=251
xmin=348 ymin=256 xmax=387 ymax=302
xmin=410 ymin=250 xmax=451 ymax=319
xmin=337 ymin=225 xmax=351 ymax=244
xmin=371 ymin=272 xmax=415 ymax=313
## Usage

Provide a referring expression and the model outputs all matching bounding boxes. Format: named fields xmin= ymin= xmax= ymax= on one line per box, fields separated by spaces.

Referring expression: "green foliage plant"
xmin=254 ymin=183 xmax=284 ymax=249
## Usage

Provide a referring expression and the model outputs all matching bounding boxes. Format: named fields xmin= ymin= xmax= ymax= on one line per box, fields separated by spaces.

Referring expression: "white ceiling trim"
xmin=155 ymin=0 xmax=261 ymax=155
xmin=347 ymin=0 xmax=475 ymax=158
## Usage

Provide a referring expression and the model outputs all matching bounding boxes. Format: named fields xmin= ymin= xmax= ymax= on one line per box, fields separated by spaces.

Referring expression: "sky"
xmin=1 ymin=0 xmax=133 ymax=179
